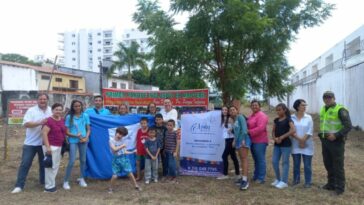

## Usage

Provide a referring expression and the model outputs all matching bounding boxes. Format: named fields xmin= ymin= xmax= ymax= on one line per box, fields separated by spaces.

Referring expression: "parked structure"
xmin=270 ymin=25 xmax=364 ymax=128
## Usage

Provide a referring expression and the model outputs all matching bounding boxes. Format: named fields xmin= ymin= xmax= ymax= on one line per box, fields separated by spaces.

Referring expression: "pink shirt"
xmin=247 ymin=111 xmax=269 ymax=144
xmin=45 ymin=117 xmax=66 ymax=147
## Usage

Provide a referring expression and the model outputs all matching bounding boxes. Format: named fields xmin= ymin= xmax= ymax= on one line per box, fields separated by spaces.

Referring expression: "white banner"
xmin=180 ymin=111 xmax=224 ymax=161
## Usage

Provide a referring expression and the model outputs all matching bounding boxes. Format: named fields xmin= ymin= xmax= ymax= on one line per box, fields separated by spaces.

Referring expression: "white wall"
xmin=107 ymin=78 xmax=130 ymax=90
xmin=2 ymin=65 xmax=37 ymax=91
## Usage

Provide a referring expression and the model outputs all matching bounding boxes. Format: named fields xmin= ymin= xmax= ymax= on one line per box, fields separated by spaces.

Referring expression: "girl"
xmin=63 ymin=100 xmax=90 ymax=190
xmin=291 ymin=99 xmax=314 ymax=188
xmin=217 ymin=106 xmax=240 ymax=180
xmin=229 ymin=106 xmax=251 ymax=190
xmin=146 ymin=102 xmax=157 ymax=116
xmin=109 ymin=126 xmax=141 ymax=193
xmin=271 ymin=103 xmax=295 ymax=189
xmin=42 ymin=103 xmax=66 ymax=192
xmin=118 ymin=103 xmax=129 ymax=116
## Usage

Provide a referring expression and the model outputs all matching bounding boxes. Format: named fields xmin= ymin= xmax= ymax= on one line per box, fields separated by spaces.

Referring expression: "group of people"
xmin=11 ymin=94 xmax=178 ymax=193
xmin=10 ymin=91 xmax=352 ymax=196
xmin=218 ymin=91 xmax=352 ymax=195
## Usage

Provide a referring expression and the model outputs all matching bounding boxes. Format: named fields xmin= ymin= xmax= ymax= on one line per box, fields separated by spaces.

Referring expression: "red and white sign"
xmin=7 ymin=100 xmax=37 ymax=125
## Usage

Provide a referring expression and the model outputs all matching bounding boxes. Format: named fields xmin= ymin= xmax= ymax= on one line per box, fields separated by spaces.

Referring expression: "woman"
xmin=247 ymin=100 xmax=269 ymax=184
xmin=63 ymin=100 xmax=91 ymax=190
xmin=217 ymin=106 xmax=240 ymax=180
xmin=291 ymin=99 xmax=314 ymax=188
xmin=42 ymin=103 xmax=66 ymax=192
xmin=229 ymin=106 xmax=251 ymax=190
xmin=146 ymin=102 xmax=157 ymax=115
xmin=118 ymin=103 xmax=129 ymax=116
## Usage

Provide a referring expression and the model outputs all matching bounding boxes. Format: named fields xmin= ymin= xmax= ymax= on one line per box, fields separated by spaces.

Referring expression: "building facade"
xmin=270 ymin=25 xmax=364 ymax=128
xmin=59 ymin=28 xmax=119 ymax=73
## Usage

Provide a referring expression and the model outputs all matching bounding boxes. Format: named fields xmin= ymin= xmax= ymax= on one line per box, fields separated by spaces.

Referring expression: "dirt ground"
xmin=0 ymin=107 xmax=363 ymax=205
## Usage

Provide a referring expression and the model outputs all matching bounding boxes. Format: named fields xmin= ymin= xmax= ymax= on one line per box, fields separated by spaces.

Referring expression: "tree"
xmin=133 ymin=0 xmax=333 ymax=104
xmin=1 ymin=53 xmax=42 ymax=66
xmin=108 ymin=41 xmax=148 ymax=81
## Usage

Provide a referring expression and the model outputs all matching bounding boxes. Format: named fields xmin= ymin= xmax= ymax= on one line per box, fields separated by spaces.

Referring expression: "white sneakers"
xmin=78 ymin=178 xmax=88 ymax=187
xmin=63 ymin=182 xmax=71 ymax=190
xmin=271 ymin=179 xmax=280 ymax=186
xmin=11 ymin=187 xmax=22 ymax=194
xmin=275 ymin=181 xmax=288 ymax=189
xmin=217 ymin=175 xmax=229 ymax=180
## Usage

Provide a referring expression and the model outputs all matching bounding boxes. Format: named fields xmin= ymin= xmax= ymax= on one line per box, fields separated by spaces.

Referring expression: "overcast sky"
xmin=0 ymin=0 xmax=363 ymax=71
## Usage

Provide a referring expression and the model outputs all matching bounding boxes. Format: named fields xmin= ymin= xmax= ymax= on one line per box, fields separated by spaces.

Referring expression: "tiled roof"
xmin=0 ymin=60 xmax=82 ymax=78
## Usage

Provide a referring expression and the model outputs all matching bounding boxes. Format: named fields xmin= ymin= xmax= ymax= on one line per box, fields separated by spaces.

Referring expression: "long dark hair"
xmin=146 ymin=102 xmax=157 ymax=115
xmin=276 ymin=103 xmax=291 ymax=119
xmin=221 ymin=106 xmax=230 ymax=128
xmin=67 ymin=100 xmax=84 ymax=126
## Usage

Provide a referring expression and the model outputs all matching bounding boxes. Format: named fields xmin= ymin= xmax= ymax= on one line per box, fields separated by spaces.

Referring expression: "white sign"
xmin=108 ymin=123 xmax=140 ymax=151
xmin=180 ymin=111 xmax=224 ymax=162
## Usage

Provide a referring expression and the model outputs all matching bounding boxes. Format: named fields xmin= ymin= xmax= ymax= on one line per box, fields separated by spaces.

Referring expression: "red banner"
xmin=103 ymin=88 xmax=209 ymax=108
xmin=7 ymin=100 xmax=37 ymax=125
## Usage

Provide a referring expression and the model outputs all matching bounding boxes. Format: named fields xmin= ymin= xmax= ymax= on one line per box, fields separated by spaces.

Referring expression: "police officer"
xmin=319 ymin=91 xmax=352 ymax=195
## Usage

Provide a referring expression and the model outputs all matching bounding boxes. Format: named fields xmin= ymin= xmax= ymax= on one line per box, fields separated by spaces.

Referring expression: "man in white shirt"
xmin=159 ymin=98 xmax=178 ymax=127
xmin=11 ymin=93 xmax=52 ymax=194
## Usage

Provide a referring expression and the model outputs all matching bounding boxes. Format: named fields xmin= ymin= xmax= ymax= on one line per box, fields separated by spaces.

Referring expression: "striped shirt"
xmin=164 ymin=130 xmax=177 ymax=153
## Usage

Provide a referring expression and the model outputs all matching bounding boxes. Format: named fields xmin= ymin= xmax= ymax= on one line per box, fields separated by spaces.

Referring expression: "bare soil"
xmin=0 ymin=107 xmax=363 ymax=205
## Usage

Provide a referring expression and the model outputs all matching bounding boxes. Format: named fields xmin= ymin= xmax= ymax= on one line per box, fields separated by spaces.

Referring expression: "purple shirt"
xmin=45 ymin=117 xmax=66 ymax=146
xmin=247 ymin=111 xmax=269 ymax=144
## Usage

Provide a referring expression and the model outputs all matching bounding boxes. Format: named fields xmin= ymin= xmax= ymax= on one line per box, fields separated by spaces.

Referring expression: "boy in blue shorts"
xmin=109 ymin=126 xmax=141 ymax=193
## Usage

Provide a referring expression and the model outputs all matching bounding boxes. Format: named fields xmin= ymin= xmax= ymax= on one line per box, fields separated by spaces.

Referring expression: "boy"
xmin=109 ymin=127 xmax=141 ymax=193
xmin=164 ymin=119 xmax=179 ymax=182
xmin=153 ymin=114 xmax=167 ymax=176
xmin=135 ymin=117 xmax=149 ymax=181
xmin=144 ymin=128 xmax=161 ymax=184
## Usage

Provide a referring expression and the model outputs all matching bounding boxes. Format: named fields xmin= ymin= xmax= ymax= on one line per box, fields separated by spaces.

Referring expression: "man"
xmin=11 ymin=93 xmax=52 ymax=193
xmin=159 ymin=98 xmax=178 ymax=128
xmin=319 ymin=91 xmax=352 ymax=195
xmin=85 ymin=95 xmax=111 ymax=115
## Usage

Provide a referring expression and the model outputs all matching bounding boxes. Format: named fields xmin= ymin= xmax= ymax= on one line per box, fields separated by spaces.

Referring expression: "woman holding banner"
xmin=217 ymin=106 xmax=240 ymax=180
xmin=229 ymin=106 xmax=251 ymax=190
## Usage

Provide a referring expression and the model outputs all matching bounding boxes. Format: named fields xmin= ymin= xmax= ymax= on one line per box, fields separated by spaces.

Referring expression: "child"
xmin=109 ymin=127 xmax=141 ymax=193
xmin=136 ymin=117 xmax=149 ymax=181
xmin=153 ymin=114 xmax=167 ymax=177
xmin=271 ymin=103 xmax=295 ymax=189
xmin=164 ymin=119 xmax=179 ymax=182
xmin=144 ymin=128 xmax=161 ymax=184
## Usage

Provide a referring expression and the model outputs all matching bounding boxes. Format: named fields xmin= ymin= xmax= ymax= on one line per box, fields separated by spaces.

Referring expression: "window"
xmin=120 ymin=83 xmax=126 ymax=89
xmin=126 ymin=34 xmax=130 ymax=38
xmin=312 ymin=64 xmax=318 ymax=73
xmin=55 ymin=78 xmax=62 ymax=82
xmin=72 ymin=34 xmax=76 ymax=37
xmin=89 ymin=58 xmax=93 ymax=61
xmin=70 ymin=80 xmax=79 ymax=89
xmin=89 ymin=42 xmax=92 ymax=46
xmin=41 ymin=75 xmax=50 ymax=80
xmin=97 ymin=32 xmax=101 ymax=36
xmin=98 ymin=40 xmax=101 ymax=44
xmin=325 ymin=54 xmax=333 ymax=65
xmin=72 ymin=58 xmax=76 ymax=61
xmin=89 ymin=50 xmax=92 ymax=54
xmin=105 ymin=49 xmax=109 ymax=53
xmin=98 ymin=56 xmax=101 ymax=60
xmin=98 ymin=49 xmax=101 ymax=52
xmin=72 ymin=50 xmax=76 ymax=53
xmin=104 ymin=33 xmax=112 ymax=38
xmin=303 ymin=70 xmax=307 ymax=78
xmin=105 ymin=57 xmax=111 ymax=60
xmin=111 ymin=82 xmax=117 ymax=88
xmin=346 ymin=37 xmax=361 ymax=58
xmin=105 ymin=41 xmax=111 ymax=45
xmin=71 ymin=42 xmax=76 ymax=45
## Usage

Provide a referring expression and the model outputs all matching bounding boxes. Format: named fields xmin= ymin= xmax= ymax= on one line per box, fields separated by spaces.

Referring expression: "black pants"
xmin=222 ymin=138 xmax=240 ymax=176
xmin=320 ymin=138 xmax=345 ymax=192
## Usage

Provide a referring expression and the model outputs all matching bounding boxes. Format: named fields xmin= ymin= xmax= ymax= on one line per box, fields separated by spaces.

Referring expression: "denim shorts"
xmin=235 ymin=136 xmax=251 ymax=149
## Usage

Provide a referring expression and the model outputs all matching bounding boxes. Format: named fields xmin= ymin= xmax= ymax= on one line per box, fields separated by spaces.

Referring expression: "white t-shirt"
xmin=22 ymin=105 xmax=52 ymax=146
xmin=109 ymin=137 xmax=127 ymax=156
xmin=160 ymin=108 xmax=178 ymax=129
xmin=222 ymin=123 xmax=234 ymax=139
xmin=291 ymin=113 xmax=314 ymax=156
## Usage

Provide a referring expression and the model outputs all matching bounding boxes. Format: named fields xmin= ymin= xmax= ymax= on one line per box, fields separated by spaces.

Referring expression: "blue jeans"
xmin=250 ymin=143 xmax=267 ymax=181
xmin=272 ymin=146 xmax=291 ymax=183
xmin=292 ymin=154 xmax=313 ymax=185
xmin=165 ymin=152 xmax=177 ymax=177
xmin=15 ymin=145 xmax=45 ymax=189
xmin=64 ymin=142 xmax=87 ymax=182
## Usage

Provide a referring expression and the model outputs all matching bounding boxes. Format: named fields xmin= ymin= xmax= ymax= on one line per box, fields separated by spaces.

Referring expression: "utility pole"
xmin=99 ymin=61 xmax=103 ymax=95
xmin=46 ymin=56 xmax=58 ymax=93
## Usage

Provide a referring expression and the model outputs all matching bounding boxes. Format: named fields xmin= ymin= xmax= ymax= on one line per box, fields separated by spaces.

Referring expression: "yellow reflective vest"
xmin=320 ymin=104 xmax=344 ymax=136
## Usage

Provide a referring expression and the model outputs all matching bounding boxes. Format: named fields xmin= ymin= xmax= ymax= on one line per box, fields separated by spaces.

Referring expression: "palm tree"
xmin=109 ymin=41 xmax=148 ymax=81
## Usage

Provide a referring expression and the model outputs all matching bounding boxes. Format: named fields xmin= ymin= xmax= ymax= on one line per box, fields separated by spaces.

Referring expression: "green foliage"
xmin=109 ymin=41 xmax=148 ymax=81
xmin=1 ymin=53 xmax=42 ymax=66
xmin=134 ymin=0 xmax=333 ymax=104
